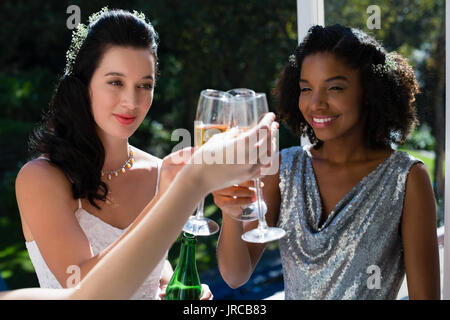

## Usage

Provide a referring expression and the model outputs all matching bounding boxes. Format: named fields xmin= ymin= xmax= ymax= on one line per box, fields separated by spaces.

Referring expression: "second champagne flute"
xmin=241 ymin=93 xmax=286 ymax=243
xmin=182 ymin=89 xmax=232 ymax=236
xmin=227 ymin=88 xmax=264 ymax=221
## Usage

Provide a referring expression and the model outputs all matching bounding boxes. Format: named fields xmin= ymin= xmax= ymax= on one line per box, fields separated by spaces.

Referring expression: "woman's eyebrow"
xmin=104 ymin=72 xmax=153 ymax=80
xmin=300 ymin=76 xmax=349 ymax=83
xmin=325 ymin=76 xmax=348 ymax=82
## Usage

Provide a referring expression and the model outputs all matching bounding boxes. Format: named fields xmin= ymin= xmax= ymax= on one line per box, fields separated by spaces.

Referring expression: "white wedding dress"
xmin=25 ymin=157 xmax=167 ymax=300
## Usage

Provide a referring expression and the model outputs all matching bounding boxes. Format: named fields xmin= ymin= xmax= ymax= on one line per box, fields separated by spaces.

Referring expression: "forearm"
xmin=70 ymin=167 xmax=205 ymax=299
xmin=217 ymin=214 xmax=256 ymax=288
xmin=0 ymin=288 xmax=73 ymax=300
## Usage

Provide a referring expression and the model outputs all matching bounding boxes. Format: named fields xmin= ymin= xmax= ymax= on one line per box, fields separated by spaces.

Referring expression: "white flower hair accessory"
xmin=371 ymin=52 xmax=398 ymax=76
xmin=288 ymin=54 xmax=297 ymax=68
xmin=65 ymin=23 xmax=88 ymax=76
xmin=64 ymin=7 xmax=148 ymax=76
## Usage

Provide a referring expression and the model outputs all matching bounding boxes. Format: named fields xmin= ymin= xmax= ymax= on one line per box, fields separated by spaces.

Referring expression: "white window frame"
xmin=297 ymin=0 xmax=449 ymax=300
xmin=297 ymin=0 xmax=324 ymax=147
xmin=296 ymin=0 xmax=324 ymax=41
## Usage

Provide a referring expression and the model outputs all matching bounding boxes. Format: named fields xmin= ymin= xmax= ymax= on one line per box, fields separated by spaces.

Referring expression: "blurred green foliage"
xmin=402 ymin=124 xmax=435 ymax=151
xmin=0 ymin=0 xmax=445 ymax=290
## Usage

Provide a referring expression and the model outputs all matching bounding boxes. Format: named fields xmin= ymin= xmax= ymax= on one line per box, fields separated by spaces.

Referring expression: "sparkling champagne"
xmin=194 ymin=122 xmax=229 ymax=147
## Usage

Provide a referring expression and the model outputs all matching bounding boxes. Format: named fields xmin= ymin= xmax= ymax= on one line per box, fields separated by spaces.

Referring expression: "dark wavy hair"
xmin=273 ymin=24 xmax=419 ymax=150
xmin=28 ymin=9 xmax=159 ymax=209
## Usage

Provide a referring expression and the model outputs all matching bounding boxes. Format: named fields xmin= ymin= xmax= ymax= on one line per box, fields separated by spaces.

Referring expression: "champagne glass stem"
xmin=254 ymin=177 xmax=268 ymax=231
xmin=196 ymin=198 xmax=205 ymax=219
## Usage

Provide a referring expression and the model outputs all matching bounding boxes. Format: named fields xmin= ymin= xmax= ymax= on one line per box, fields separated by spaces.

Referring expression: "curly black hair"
xmin=28 ymin=9 xmax=159 ymax=209
xmin=273 ymin=24 xmax=419 ymax=150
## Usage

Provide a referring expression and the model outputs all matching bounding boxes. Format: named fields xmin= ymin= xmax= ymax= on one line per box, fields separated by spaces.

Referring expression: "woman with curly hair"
xmin=214 ymin=25 xmax=440 ymax=299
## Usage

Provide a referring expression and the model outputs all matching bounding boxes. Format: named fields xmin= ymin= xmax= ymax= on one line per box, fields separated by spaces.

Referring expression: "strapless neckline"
xmin=24 ymin=207 xmax=130 ymax=245
xmin=75 ymin=207 xmax=131 ymax=232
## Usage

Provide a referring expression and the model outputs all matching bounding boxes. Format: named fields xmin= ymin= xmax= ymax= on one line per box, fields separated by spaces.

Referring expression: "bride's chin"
xmin=99 ymin=128 xmax=135 ymax=141
xmin=114 ymin=131 xmax=135 ymax=140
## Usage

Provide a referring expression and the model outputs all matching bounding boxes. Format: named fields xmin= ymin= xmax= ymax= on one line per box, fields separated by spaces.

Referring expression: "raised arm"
xmin=215 ymin=155 xmax=281 ymax=288
xmin=4 ymin=112 xmax=278 ymax=300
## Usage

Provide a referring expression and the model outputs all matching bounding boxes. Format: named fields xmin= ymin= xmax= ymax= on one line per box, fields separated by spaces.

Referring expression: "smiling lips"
xmin=311 ymin=115 xmax=339 ymax=128
xmin=114 ymin=114 xmax=136 ymax=125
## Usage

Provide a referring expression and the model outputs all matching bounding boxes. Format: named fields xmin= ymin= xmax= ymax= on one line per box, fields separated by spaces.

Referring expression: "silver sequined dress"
xmin=277 ymin=145 xmax=423 ymax=300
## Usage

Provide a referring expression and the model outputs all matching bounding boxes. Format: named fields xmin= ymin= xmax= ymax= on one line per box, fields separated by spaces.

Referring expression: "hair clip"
xmin=288 ymin=54 xmax=297 ymax=68
xmin=64 ymin=7 xmax=148 ymax=76
xmin=371 ymin=52 xmax=398 ymax=76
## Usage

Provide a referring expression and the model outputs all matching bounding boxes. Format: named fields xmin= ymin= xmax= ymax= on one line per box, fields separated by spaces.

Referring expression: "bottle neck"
xmin=176 ymin=234 xmax=197 ymax=271
xmin=165 ymin=233 xmax=201 ymax=300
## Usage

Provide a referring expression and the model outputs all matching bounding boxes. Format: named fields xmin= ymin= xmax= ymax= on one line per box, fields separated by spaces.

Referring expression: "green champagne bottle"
xmin=165 ymin=233 xmax=202 ymax=300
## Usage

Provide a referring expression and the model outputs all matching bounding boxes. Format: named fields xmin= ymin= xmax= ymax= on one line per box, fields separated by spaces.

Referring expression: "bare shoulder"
xmin=16 ymin=157 xmax=76 ymax=214
xmin=405 ymin=162 xmax=432 ymax=191
xmin=402 ymin=162 xmax=435 ymax=219
xmin=15 ymin=158 xmax=96 ymax=284
xmin=16 ymin=157 xmax=73 ymax=197
xmin=129 ymin=146 xmax=162 ymax=193
xmin=130 ymin=146 xmax=161 ymax=171
xmin=15 ymin=157 xmax=77 ymax=242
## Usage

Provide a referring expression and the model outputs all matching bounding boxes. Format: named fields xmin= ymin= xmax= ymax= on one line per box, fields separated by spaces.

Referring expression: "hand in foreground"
xmin=157 ymin=147 xmax=195 ymax=197
xmin=187 ymin=112 xmax=278 ymax=193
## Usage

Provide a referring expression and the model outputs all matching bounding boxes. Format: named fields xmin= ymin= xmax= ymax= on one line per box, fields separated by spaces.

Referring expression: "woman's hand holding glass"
xmin=212 ymin=181 xmax=259 ymax=221
xmin=213 ymin=90 xmax=285 ymax=243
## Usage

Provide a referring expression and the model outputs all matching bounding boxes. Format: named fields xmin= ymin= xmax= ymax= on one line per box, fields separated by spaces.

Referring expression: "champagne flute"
xmin=226 ymin=88 xmax=263 ymax=221
xmin=240 ymin=93 xmax=286 ymax=243
xmin=182 ymin=89 xmax=232 ymax=236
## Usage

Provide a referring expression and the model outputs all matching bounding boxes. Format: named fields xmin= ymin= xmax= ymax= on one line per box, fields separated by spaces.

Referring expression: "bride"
xmin=14 ymin=8 xmax=209 ymax=300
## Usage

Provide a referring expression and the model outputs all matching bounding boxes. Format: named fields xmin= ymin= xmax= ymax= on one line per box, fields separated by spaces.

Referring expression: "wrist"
xmin=221 ymin=211 xmax=246 ymax=231
xmin=176 ymin=164 xmax=210 ymax=198
xmin=221 ymin=210 xmax=239 ymax=222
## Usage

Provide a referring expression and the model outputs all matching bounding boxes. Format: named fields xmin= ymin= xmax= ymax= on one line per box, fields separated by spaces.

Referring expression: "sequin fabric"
xmin=277 ymin=145 xmax=423 ymax=300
